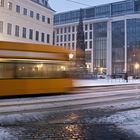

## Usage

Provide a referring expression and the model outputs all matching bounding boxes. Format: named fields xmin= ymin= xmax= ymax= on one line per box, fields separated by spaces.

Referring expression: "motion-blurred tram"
xmin=0 ymin=41 xmax=73 ymax=96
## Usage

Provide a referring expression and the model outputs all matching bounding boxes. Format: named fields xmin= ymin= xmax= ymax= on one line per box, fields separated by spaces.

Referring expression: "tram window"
xmin=16 ymin=62 xmax=68 ymax=79
xmin=0 ymin=61 xmax=69 ymax=79
xmin=0 ymin=63 xmax=15 ymax=79
xmin=16 ymin=63 xmax=44 ymax=78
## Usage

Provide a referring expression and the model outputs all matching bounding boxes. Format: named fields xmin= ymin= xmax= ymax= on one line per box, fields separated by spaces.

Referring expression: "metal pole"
xmin=124 ymin=19 xmax=127 ymax=73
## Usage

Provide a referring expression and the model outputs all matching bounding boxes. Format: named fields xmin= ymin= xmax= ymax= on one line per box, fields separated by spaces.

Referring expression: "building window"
xmin=95 ymin=5 xmax=110 ymax=17
xmin=85 ymin=24 xmax=88 ymax=30
xmin=64 ymin=43 xmax=66 ymax=48
xmin=36 ymin=13 xmax=40 ymax=20
xmin=47 ymin=34 xmax=50 ymax=43
xmin=85 ymin=41 xmax=87 ymax=49
xmin=60 ymin=28 xmax=63 ymax=34
xmin=23 ymin=8 xmax=27 ymax=15
xmin=89 ymin=24 xmax=93 ymax=30
xmin=112 ymin=1 xmax=133 ymax=16
xmin=64 ymin=27 xmax=67 ymax=33
xmin=72 ymin=26 xmax=75 ymax=32
xmin=15 ymin=25 xmax=19 ymax=37
xmin=36 ymin=31 xmax=39 ymax=41
xmin=30 ymin=10 xmax=34 ymax=18
xmin=89 ymin=41 xmax=92 ymax=49
xmin=16 ymin=5 xmax=20 ymax=13
xmin=56 ymin=35 xmax=59 ymax=42
xmin=72 ymin=34 xmax=75 ymax=41
xmin=85 ymin=32 xmax=88 ymax=40
xmin=64 ymin=35 xmax=67 ymax=42
xmin=68 ymin=34 xmax=71 ymax=41
xmin=89 ymin=32 xmax=92 ymax=39
xmin=47 ymin=18 xmax=50 ymax=24
xmin=7 ymin=23 xmax=12 ymax=35
xmin=0 ymin=21 xmax=3 ymax=33
xmin=68 ymin=27 xmax=71 ymax=33
xmin=56 ymin=28 xmax=59 ymax=34
xmin=41 ymin=32 xmax=45 ymax=42
xmin=72 ymin=43 xmax=75 ymax=50
xmin=42 ymin=15 xmax=45 ymax=22
xmin=60 ymin=35 xmax=63 ymax=42
xmin=94 ymin=22 xmax=107 ymax=72
xmin=0 ymin=0 xmax=4 ymax=7
xmin=68 ymin=43 xmax=70 ymax=49
xmin=22 ymin=27 xmax=26 ymax=38
xmin=7 ymin=2 xmax=12 ymax=10
xmin=29 ymin=29 xmax=33 ymax=40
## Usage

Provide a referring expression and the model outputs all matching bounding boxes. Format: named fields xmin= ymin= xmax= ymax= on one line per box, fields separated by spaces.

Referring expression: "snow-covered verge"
xmin=73 ymin=78 xmax=140 ymax=87
xmin=91 ymin=108 xmax=140 ymax=137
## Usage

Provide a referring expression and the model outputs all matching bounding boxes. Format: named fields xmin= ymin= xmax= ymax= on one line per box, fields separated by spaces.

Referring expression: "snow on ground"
xmin=0 ymin=127 xmax=16 ymax=140
xmin=0 ymin=112 xmax=46 ymax=126
xmin=74 ymin=78 xmax=140 ymax=87
xmin=91 ymin=108 xmax=140 ymax=137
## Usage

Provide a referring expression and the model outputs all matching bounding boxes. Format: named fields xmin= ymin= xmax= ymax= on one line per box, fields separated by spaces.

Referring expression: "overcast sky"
xmin=49 ymin=0 xmax=121 ymax=13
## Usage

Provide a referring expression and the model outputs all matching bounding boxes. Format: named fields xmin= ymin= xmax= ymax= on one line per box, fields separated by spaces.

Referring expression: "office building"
xmin=54 ymin=0 xmax=140 ymax=76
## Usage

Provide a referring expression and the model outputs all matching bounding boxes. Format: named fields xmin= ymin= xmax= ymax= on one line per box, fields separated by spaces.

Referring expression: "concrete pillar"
xmin=107 ymin=20 xmax=112 ymax=75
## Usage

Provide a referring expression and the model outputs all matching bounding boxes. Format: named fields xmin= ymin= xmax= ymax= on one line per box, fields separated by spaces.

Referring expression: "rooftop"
xmin=31 ymin=0 xmax=55 ymax=11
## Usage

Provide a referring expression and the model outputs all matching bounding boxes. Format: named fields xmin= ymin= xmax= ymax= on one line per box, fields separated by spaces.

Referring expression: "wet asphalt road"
xmin=1 ymin=85 xmax=140 ymax=140
xmin=0 ymin=109 xmax=139 ymax=140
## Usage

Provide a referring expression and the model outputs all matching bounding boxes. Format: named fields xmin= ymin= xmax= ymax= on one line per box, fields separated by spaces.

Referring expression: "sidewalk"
xmin=73 ymin=78 xmax=140 ymax=87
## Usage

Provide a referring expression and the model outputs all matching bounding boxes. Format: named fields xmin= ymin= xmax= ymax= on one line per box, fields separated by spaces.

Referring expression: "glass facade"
xmin=134 ymin=0 xmax=140 ymax=12
xmin=111 ymin=1 xmax=134 ymax=16
xmin=54 ymin=0 xmax=135 ymax=25
xmin=127 ymin=18 xmax=140 ymax=76
xmin=93 ymin=22 xmax=107 ymax=74
xmin=84 ymin=7 xmax=95 ymax=20
xmin=54 ymin=10 xmax=80 ymax=25
xmin=95 ymin=4 xmax=110 ymax=18
xmin=112 ymin=20 xmax=125 ymax=74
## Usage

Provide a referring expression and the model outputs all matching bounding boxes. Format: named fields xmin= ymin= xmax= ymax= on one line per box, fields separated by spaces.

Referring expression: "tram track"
xmin=0 ymin=88 xmax=138 ymax=107
xmin=0 ymin=95 xmax=140 ymax=116
xmin=0 ymin=86 xmax=140 ymax=115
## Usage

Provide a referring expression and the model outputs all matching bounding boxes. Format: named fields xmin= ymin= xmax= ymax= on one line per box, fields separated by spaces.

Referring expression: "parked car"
xmin=111 ymin=73 xmax=125 ymax=79
xmin=97 ymin=75 xmax=106 ymax=79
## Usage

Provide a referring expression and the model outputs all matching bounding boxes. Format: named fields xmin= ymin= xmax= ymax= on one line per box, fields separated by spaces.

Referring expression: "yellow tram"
xmin=0 ymin=41 xmax=73 ymax=96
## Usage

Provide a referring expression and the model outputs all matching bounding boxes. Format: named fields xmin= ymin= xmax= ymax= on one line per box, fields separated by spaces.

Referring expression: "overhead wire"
xmin=66 ymin=0 xmax=91 ymax=7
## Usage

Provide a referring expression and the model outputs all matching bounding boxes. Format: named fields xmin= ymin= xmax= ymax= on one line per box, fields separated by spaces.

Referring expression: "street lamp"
xmin=69 ymin=53 xmax=74 ymax=60
xmin=100 ymin=67 xmax=104 ymax=74
xmin=134 ymin=62 xmax=139 ymax=78
xmin=134 ymin=63 xmax=139 ymax=70
xmin=69 ymin=53 xmax=75 ymax=77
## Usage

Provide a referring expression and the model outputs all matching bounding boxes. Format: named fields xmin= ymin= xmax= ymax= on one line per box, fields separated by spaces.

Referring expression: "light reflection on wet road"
xmin=0 ymin=109 xmax=139 ymax=140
